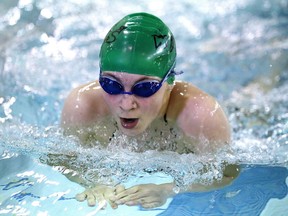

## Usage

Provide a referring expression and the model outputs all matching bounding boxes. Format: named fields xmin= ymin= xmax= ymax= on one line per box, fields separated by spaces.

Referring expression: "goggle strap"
xmin=170 ymin=70 xmax=184 ymax=76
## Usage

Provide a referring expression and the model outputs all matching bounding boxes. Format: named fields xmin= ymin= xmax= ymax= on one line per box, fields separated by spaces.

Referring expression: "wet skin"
xmin=62 ymin=71 xmax=236 ymax=209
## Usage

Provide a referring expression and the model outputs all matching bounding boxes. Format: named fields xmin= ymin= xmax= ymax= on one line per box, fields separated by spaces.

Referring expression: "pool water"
xmin=1 ymin=0 xmax=288 ymax=215
xmin=0 ymin=155 xmax=287 ymax=215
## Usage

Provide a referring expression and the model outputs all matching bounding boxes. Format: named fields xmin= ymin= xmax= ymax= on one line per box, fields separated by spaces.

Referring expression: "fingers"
xmin=75 ymin=185 xmax=122 ymax=209
xmin=103 ymin=188 xmax=118 ymax=209
xmin=87 ymin=192 xmax=97 ymax=206
xmin=107 ymin=200 xmax=118 ymax=209
xmin=75 ymin=184 xmax=164 ymax=210
xmin=115 ymin=185 xmax=139 ymax=200
xmin=113 ymin=184 xmax=166 ymax=209
xmin=75 ymin=191 xmax=98 ymax=206
xmin=110 ymin=184 xmax=126 ymax=202
xmin=95 ymin=193 xmax=107 ymax=208
xmin=141 ymin=196 xmax=166 ymax=209
xmin=115 ymin=184 xmax=125 ymax=194
xmin=142 ymin=201 xmax=162 ymax=209
xmin=115 ymin=189 xmax=143 ymax=205
xmin=75 ymin=192 xmax=87 ymax=202
xmin=125 ymin=198 xmax=145 ymax=206
xmin=125 ymin=198 xmax=163 ymax=209
xmin=105 ymin=184 xmax=126 ymax=209
xmin=75 ymin=190 xmax=97 ymax=206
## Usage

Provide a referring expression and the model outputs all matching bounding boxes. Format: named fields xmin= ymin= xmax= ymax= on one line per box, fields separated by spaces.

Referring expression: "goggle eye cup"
xmin=99 ymin=76 xmax=162 ymax=97
xmin=132 ymin=82 xmax=161 ymax=97
xmin=99 ymin=77 xmax=124 ymax=94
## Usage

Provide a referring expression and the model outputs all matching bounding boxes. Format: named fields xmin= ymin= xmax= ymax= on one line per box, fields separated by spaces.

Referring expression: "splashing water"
xmin=1 ymin=0 xmax=288 ymax=190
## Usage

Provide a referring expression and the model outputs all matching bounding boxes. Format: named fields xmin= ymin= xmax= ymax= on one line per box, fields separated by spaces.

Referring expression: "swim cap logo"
xmin=153 ymin=34 xmax=167 ymax=49
xmin=105 ymin=25 xmax=127 ymax=43
xmin=153 ymin=34 xmax=175 ymax=52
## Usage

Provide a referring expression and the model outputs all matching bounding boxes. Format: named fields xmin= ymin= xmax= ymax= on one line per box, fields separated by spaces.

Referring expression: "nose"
xmin=119 ymin=94 xmax=137 ymax=111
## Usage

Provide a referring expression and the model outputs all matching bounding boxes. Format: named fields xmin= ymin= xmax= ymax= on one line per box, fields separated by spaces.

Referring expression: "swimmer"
xmin=61 ymin=12 xmax=239 ymax=209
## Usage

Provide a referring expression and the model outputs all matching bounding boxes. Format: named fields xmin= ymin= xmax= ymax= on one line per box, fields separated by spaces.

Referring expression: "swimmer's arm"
xmin=41 ymin=153 xmax=91 ymax=187
xmin=113 ymin=164 xmax=240 ymax=208
xmin=61 ymin=168 xmax=90 ymax=187
xmin=179 ymin=164 xmax=240 ymax=192
xmin=45 ymin=154 xmax=122 ymax=208
xmin=162 ymin=164 xmax=240 ymax=193
xmin=149 ymin=171 xmax=235 ymax=196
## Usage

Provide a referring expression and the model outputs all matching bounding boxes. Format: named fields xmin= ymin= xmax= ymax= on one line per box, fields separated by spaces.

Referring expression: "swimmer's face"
xmin=100 ymin=71 xmax=171 ymax=136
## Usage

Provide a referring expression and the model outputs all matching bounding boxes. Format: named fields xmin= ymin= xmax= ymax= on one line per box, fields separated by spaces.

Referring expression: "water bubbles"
xmin=40 ymin=8 xmax=53 ymax=19
xmin=172 ymin=185 xmax=180 ymax=194
xmin=0 ymin=124 xmax=233 ymax=189
xmin=0 ymin=96 xmax=16 ymax=123
xmin=7 ymin=7 xmax=21 ymax=26
xmin=0 ymin=0 xmax=287 ymax=194
xmin=227 ymin=77 xmax=288 ymax=166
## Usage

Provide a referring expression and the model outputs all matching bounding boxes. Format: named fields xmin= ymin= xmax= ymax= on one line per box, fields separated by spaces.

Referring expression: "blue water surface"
xmin=160 ymin=165 xmax=288 ymax=216
xmin=0 ymin=157 xmax=287 ymax=215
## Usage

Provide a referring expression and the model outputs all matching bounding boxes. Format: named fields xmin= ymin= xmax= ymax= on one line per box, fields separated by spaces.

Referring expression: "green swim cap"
xmin=99 ymin=12 xmax=176 ymax=79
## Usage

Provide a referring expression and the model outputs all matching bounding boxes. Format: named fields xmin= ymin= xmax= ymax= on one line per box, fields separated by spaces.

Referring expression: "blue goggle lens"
xmin=99 ymin=77 xmax=162 ymax=97
xmin=132 ymin=81 xmax=161 ymax=97
xmin=99 ymin=77 xmax=124 ymax=95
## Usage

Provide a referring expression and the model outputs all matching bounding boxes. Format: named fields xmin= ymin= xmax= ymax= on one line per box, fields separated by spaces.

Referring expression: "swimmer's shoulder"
xmin=167 ymin=81 xmax=230 ymax=147
xmin=171 ymin=81 xmax=205 ymax=97
xmin=167 ymin=81 xmax=211 ymax=120
xmin=61 ymin=80 xmax=110 ymax=127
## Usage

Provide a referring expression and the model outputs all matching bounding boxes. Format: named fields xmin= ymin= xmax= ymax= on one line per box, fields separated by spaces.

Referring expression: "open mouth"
xmin=120 ymin=118 xmax=139 ymax=129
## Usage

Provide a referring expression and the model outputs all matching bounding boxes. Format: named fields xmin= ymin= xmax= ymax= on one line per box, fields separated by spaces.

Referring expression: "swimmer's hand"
xmin=75 ymin=184 xmax=125 ymax=209
xmin=112 ymin=183 xmax=174 ymax=209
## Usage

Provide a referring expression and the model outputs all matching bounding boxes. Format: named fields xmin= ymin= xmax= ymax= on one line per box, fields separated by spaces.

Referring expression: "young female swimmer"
xmin=61 ymin=12 xmax=239 ymax=209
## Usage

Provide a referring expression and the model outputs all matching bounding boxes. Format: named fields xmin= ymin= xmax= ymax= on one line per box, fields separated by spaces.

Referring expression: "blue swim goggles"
xmin=99 ymin=69 xmax=183 ymax=98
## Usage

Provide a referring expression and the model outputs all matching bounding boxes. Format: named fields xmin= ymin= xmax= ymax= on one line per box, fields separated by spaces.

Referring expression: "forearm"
xmin=63 ymin=169 xmax=90 ymax=187
xmin=161 ymin=176 xmax=233 ymax=198
xmin=163 ymin=164 xmax=240 ymax=195
xmin=184 ymin=175 xmax=235 ymax=193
